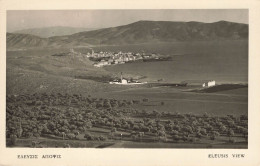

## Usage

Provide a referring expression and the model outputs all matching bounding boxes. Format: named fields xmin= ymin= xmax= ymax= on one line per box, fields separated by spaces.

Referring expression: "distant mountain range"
xmin=7 ymin=20 xmax=248 ymax=49
xmin=12 ymin=26 xmax=96 ymax=38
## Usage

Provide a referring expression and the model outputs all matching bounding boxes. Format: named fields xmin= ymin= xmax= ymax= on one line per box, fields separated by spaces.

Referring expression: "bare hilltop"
xmin=7 ymin=20 xmax=248 ymax=49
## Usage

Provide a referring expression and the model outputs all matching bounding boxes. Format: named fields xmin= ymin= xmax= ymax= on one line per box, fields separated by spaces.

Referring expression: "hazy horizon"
xmin=7 ymin=9 xmax=248 ymax=32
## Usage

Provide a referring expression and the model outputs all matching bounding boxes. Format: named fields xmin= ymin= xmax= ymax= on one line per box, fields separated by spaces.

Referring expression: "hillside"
xmin=7 ymin=20 xmax=248 ymax=49
xmin=12 ymin=26 xmax=95 ymax=38
xmin=68 ymin=20 xmax=248 ymax=44
xmin=6 ymin=33 xmax=50 ymax=48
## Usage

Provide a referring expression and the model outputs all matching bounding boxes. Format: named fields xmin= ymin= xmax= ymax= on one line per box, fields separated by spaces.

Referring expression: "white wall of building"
xmin=121 ymin=79 xmax=128 ymax=84
xmin=208 ymin=80 xmax=216 ymax=87
xmin=202 ymin=80 xmax=216 ymax=87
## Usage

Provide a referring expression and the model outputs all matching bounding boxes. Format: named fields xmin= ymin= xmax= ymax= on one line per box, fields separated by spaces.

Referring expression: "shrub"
xmin=173 ymin=125 xmax=181 ymax=131
xmin=172 ymin=134 xmax=181 ymax=141
xmin=133 ymin=125 xmax=139 ymax=131
xmin=143 ymin=98 xmax=149 ymax=102
xmin=10 ymin=134 xmax=17 ymax=146
xmin=229 ymin=138 xmax=236 ymax=143
xmin=158 ymin=130 xmax=166 ymax=137
xmin=111 ymin=127 xmax=117 ymax=133
xmin=241 ymin=128 xmax=248 ymax=141
xmin=67 ymin=133 xmax=75 ymax=140
xmin=33 ymin=133 xmax=41 ymax=138
xmin=200 ymin=128 xmax=207 ymax=135
xmin=99 ymin=135 xmax=107 ymax=141
xmin=210 ymin=131 xmax=220 ymax=140
xmin=84 ymin=133 xmax=93 ymax=141
xmin=182 ymin=136 xmax=189 ymax=142
xmin=159 ymin=136 xmax=166 ymax=142
xmin=63 ymin=143 xmax=71 ymax=148
xmin=220 ymin=125 xmax=227 ymax=133
xmin=183 ymin=126 xmax=193 ymax=133
xmin=171 ymin=130 xmax=179 ymax=136
xmin=132 ymin=100 xmax=141 ymax=104
xmin=196 ymin=132 xmax=203 ymax=138
xmin=94 ymin=137 xmax=100 ymax=141
xmin=227 ymin=129 xmax=235 ymax=138
xmin=210 ymin=135 xmax=215 ymax=140
xmin=126 ymin=101 xmax=133 ymax=105
xmin=188 ymin=137 xmax=196 ymax=143
xmin=25 ymin=132 xmax=33 ymax=138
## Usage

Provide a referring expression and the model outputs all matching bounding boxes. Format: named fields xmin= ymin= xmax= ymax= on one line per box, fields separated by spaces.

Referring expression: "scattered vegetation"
xmin=6 ymin=93 xmax=248 ymax=148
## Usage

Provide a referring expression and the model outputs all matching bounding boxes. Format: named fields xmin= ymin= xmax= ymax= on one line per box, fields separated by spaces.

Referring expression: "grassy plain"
xmin=95 ymin=85 xmax=247 ymax=116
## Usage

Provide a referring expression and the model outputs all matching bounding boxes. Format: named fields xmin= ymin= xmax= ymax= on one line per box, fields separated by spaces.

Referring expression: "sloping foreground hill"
xmin=7 ymin=20 xmax=248 ymax=49
xmin=7 ymin=33 xmax=49 ymax=48
xmin=191 ymin=84 xmax=248 ymax=93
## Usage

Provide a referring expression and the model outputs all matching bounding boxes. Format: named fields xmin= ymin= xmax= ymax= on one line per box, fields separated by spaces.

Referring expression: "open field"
xmin=95 ymin=85 xmax=248 ymax=116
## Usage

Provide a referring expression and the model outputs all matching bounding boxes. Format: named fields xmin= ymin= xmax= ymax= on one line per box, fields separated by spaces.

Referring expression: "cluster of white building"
xmin=109 ymin=72 xmax=147 ymax=85
xmin=86 ymin=50 xmax=159 ymax=67
xmin=67 ymin=49 xmax=216 ymax=88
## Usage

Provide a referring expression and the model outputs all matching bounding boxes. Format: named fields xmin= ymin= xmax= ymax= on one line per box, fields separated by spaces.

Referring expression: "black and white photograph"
xmin=2 ymin=0 xmax=260 ymax=165
xmin=5 ymin=9 xmax=249 ymax=149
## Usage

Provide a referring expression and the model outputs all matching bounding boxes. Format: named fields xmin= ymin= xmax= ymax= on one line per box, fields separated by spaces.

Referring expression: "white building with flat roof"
xmin=202 ymin=80 xmax=216 ymax=87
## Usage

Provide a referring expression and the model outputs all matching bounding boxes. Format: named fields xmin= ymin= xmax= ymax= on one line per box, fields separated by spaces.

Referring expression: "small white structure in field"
xmin=121 ymin=79 xmax=128 ymax=84
xmin=120 ymin=72 xmax=128 ymax=84
xmin=202 ymin=80 xmax=216 ymax=87
xmin=109 ymin=72 xmax=147 ymax=85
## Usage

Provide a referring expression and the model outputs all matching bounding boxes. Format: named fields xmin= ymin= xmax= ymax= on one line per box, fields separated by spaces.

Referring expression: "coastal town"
xmin=85 ymin=50 xmax=171 ymax=67
xmin=53 ymin=49 xmax=171 ymax=67
xmin=53 ymin=49 xmax=217 ymax=87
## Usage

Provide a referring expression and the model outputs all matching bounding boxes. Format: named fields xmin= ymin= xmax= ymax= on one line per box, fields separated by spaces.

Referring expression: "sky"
xmin=7 ymin=9 xmax=248 ymax=32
